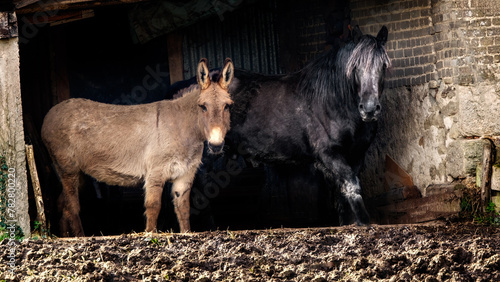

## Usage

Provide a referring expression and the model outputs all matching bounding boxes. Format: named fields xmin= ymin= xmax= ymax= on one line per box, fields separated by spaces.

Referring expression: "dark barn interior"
xmin=19 ymin=0 xmax=352 ymax=236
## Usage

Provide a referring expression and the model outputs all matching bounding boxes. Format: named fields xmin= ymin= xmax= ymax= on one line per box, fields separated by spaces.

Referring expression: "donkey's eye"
xmin=199 ymin=104 xmax=207 ymax=112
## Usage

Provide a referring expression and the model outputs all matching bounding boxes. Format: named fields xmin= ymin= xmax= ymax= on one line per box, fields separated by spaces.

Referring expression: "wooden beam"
xmin=21 ymin=9 xmax=94 ymax=25
xmin=481 ymin=140 xmax=493 ymax=211
xmin=369 ymin=185 xmax=421 ymax=207
xmin=26 ymin=144 xmax=49 ymax=237
xmin=375 ymin=189 xmax=463 ymax=224
xmin=167 ymin=31 xmax=184 ymax=84
xmin=15 ymin=0 xmax=39 ymax=9
xmin=16 ymin=0 xmax=152 ymax=15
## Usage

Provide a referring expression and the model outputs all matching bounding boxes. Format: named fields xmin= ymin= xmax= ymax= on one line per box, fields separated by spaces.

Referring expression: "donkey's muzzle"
xmin=207 ymin=140 xmax=225 ymax=154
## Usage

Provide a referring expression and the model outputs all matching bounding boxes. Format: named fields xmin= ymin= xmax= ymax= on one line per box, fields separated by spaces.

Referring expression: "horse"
xmin=171 ymin=26 xmax=390 ymax=226
xmin=42 ymin=58 xmax=235 ymax=236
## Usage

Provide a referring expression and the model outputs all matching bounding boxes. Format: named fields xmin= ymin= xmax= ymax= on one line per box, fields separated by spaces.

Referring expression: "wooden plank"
xmin=21 ymin=9 xmax=94 ymax=25
xmin=375 ymin=190 xmax=463 ymax=224
xmin=26 ymin=144 xmax=49 ymax=237
xmin=369 ymin=185 xmax=421 ymax=207
xmin=167 ymin=31 xmax=184 ymax=84
xmin=14 ymin=0 xmax=39 ymax=9
xmin=425 ymin=183 xmax=465 ymax=196
xmin=16 ymin=0 xmax=151 ymax=15
xmin=481 ymin=141 xmax=493 ymax=211
xmin=384 ymin=155 xmax=413 ymax=191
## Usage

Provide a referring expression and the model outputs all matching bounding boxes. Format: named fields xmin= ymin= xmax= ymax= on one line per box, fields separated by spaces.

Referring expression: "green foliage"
xmin=474 ymin=201 xmax=500 ymax=226
xmin=459 ymin=182 xmax=499 ymax=227
xmin=149 ymin=237 xmax=161 ymax=246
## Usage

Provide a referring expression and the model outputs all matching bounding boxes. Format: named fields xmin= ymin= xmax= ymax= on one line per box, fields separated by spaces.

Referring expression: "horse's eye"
xmin=199 ymin=104 xmax=207 ymax=112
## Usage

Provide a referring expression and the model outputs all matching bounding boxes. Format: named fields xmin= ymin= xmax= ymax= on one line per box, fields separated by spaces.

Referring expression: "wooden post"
xmin=26 ymin=145 xmax=48 ymax=237
xmin=481 ymin=140 xmax=493 ymax=212
xmin=167 ymin=31 xmax=184 ymax=84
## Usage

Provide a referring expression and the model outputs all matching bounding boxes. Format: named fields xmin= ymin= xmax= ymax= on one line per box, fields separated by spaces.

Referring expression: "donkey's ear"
xmin=376 ymin=26 xmax=388 ymax=46
xmin=219 ymin=58 xmax=234 ymax=90
xmin=352 ymin=25 xmax=363 ymax=43
xmin=197 ymin=58 xmax=210 ymax=90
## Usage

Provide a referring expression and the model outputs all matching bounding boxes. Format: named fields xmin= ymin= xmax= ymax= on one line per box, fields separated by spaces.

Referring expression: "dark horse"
xmin=173 ymin=26 xmax=390 ymax=225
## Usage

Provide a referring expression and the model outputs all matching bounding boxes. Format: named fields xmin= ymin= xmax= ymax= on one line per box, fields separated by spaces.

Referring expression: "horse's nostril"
xmin=376 ymin=104 xmax=381 ymax=111
xmin=359 ymin=104 xmax=364 ymax=110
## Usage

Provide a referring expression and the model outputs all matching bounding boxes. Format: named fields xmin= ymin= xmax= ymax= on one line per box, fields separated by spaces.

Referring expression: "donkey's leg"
xmin=144 ymin=174 xmax=166 ymax=233
xmin=58 ymin=173 xmax=85 ymax=237
xmin=171 ymin=169 xmax=197 ymax=233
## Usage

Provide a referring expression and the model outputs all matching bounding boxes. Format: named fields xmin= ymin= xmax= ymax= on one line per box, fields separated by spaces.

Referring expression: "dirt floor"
xmin=1 ymin=220 xmax=500 ymax=281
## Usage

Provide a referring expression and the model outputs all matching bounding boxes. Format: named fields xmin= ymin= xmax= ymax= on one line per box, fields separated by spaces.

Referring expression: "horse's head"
xmin=196 ymin=58 xmax=234 ymax=154
xmin=347 ymin=26 xmax=390 ymax=122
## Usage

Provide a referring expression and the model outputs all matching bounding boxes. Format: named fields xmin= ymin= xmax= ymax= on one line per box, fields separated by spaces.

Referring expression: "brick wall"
xmin=350 ymin=0 xmax=500 ymax=196
xmin=350 ymin=0 xmax=500 ymax=88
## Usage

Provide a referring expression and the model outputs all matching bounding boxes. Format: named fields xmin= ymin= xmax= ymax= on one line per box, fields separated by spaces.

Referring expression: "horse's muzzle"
xmin=359 ymin=103 xmax=381 ymax=122
xmin=207 ymin=141 xmax=225 ymax=154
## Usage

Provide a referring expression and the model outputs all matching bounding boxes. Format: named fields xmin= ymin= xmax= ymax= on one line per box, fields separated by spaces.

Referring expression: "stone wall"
xmin=350 ymin=0 xmax=500 ymax=197
xmin=0 ymin=36 xmax=30 ymax=237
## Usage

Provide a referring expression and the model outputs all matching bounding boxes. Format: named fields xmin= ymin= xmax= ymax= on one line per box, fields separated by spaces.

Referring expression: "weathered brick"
xmin=397 ymin=39 xmax=407 ymax=49
xmin=486 ymin=28 xmax=500 ymax=36
xmin=394 ymin=49 xmax=404 ymax=58
xmin=478 ymin=55 xmax=494 ymax=64
xmin=488 ymin=45 xmax=500 ymax=54
xmin=394 ymin=68 xmax=405 ymax=77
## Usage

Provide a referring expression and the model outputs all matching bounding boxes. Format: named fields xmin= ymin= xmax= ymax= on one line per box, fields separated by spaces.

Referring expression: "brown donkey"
xmin=42 ymin=58 xmax=234 ymax=236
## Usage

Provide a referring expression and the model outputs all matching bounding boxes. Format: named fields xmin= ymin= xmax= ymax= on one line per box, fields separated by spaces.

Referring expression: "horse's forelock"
xmin=346 ymin=36 xmax=391 ymax=79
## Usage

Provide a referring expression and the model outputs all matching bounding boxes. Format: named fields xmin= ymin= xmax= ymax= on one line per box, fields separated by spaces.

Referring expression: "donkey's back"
xmin=42 ymin=98 xmax=163 ymax=187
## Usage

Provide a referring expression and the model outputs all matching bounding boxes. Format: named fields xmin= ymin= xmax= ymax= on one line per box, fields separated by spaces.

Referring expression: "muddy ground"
xmin=1 ymin=220 xmax=499 ymax=281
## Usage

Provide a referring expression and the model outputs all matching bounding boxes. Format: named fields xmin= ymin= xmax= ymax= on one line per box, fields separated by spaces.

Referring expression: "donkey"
xmin=42 ymin=58 xmax=234 ymax=236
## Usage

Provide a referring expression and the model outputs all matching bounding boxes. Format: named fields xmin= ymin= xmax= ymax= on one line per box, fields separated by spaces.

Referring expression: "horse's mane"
xmin=297 ymin=34 xmax=391 ymax=110
xmin=171 ymin=69 xmax=226 ymax=99
xmin=173 ymin=84 xmax=199 ymax=99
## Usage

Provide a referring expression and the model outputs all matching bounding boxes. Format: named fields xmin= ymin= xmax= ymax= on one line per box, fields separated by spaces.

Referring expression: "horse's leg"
xmin=58 ymin=173 xmax=85 ymax=237
xmin=339 ymin=176 xmax=370 ymax=226
xmin=144 ymin=173 xmax=166 ymax=233
xmin=171 ymin=168 xmax=197 ymax=233
xmin=318 ymin=155 xmax=370 ymax=226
